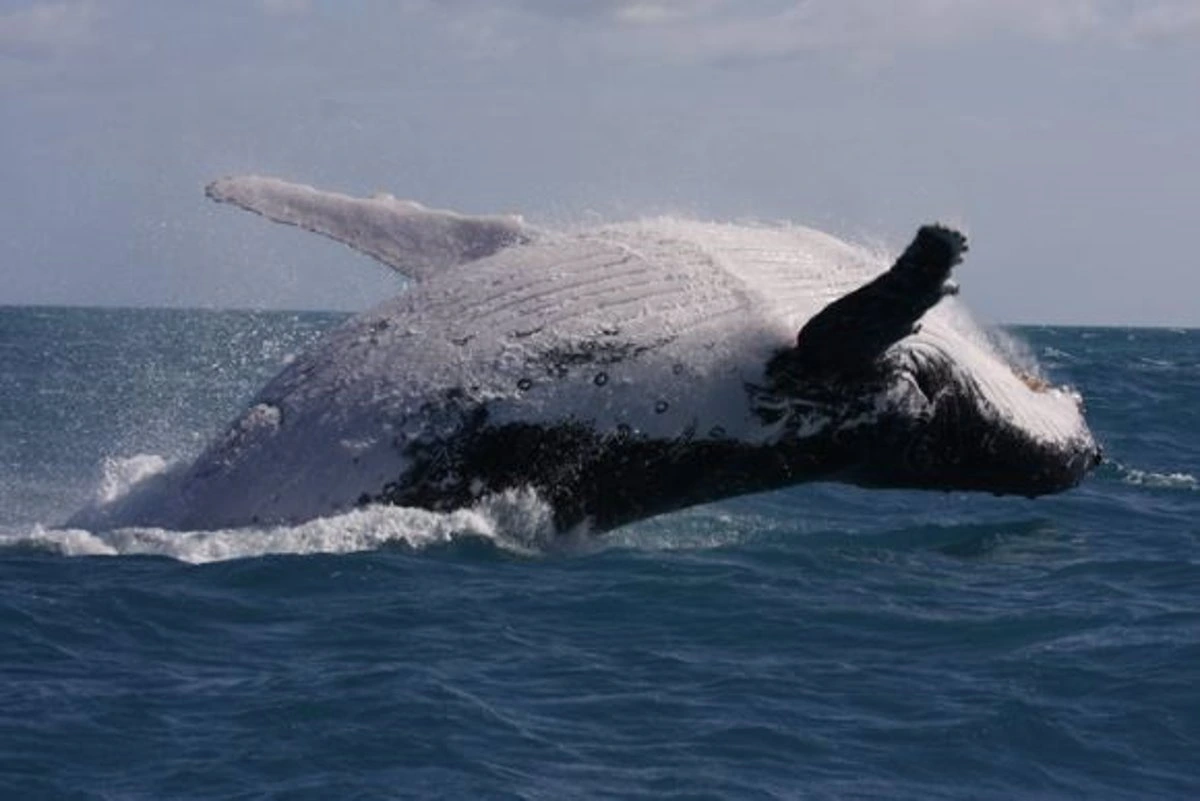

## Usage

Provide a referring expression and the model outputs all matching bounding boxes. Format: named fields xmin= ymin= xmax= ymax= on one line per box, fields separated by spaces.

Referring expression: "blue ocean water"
xmin=1 ymin=306 xmax=1197 ymax=800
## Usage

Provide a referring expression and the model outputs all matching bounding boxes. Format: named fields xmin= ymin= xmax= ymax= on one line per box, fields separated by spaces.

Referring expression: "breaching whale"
xmin=78 ymin=176 xmax=1101 ymax=533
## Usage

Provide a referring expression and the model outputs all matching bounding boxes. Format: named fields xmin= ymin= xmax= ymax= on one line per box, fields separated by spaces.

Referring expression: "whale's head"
xmin=761 ymin=323 xmax=1100 ymax=498
xmin=849 ymin=325 xmax=1101 ymax=496
xmin=763 ymin=224 xmax=1101 ymax=498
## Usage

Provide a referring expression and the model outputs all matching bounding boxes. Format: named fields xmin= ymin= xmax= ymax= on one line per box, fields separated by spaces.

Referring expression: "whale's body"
xmin=75 ymin=177 xmax=1100 ymax=533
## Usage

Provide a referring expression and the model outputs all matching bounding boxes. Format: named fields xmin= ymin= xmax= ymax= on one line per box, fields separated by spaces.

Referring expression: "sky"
xmin=1 ymin=0 xmax=1198 ymax=325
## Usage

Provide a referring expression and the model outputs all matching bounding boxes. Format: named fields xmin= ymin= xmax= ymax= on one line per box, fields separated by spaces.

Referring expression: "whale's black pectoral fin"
xmin=785 ymin=224 xmax=968 ymax=376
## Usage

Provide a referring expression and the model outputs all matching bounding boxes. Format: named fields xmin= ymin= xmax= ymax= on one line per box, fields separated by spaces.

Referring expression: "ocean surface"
xmin=1 ymin=305 xmax=1197 ymax=800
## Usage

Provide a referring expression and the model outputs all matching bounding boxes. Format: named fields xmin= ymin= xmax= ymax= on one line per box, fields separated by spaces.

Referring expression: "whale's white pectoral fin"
xmin=205 ymin=175 xmax=535 ymax=281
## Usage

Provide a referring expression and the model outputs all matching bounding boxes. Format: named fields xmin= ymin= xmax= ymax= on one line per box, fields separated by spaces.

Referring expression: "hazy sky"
xmin=2 ymin=0 xmax=1198 ymax=325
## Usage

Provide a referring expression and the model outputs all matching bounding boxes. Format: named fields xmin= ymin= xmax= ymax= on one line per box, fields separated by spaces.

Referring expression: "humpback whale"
xmin=78 ymin=177 xmax=1101 ymax=533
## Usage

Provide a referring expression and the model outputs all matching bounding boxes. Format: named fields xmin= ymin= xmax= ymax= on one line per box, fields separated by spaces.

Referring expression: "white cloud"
xmin=0 ymin=0 xmax=99 ymax=57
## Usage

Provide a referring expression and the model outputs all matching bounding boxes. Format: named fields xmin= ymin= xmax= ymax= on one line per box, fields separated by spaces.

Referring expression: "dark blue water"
xmin=2 ymin=307 xmax=1197 ymax=800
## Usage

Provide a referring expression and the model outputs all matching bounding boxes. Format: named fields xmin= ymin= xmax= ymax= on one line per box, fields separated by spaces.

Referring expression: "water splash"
xmin=94 ymin=454 xmax=170 ymax=505
xmin=5 ymin=456 xmax=560 ymax=564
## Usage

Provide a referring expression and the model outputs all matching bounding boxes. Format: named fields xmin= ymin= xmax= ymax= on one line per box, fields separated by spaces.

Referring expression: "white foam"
xmin=1121 ymin=468 xmax=1198 ymax=491
xmin=4 ymin=487 xmax=558 ymax=565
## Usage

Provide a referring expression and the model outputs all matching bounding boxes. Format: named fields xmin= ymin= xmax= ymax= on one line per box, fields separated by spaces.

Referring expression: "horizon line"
xmin=1 ymin=301 xmax=1196 ymax=333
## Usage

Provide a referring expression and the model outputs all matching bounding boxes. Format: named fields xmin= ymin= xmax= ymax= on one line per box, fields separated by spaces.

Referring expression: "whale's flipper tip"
xmin=205 ymin=177 xmax=227 ymax=196
xmin=896 ymin=224 xmax=968 ymax=279
xmin=784 ymin=223 xmax=970 ymax=376
xmin=205 ymin=174 xmax=276 ymax=204
xmin=204 ymin=177 xmax=232 ymax=203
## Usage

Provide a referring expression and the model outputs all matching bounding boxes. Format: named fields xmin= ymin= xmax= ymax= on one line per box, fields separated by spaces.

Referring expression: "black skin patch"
xmin=371 ymin=417 xmax=853 ymax=533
